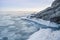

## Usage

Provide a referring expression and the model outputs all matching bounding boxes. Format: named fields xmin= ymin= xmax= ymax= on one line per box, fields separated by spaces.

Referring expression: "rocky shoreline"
xmin=30 ymin=0 xmax=60 ymax=24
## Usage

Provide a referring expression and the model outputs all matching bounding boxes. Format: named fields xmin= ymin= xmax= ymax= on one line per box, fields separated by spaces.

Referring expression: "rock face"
xmin=31 ymin=0 xmax=60 ymax=24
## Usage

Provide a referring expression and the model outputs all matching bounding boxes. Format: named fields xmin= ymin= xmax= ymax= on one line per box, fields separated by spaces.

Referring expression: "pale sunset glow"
xmin=0 ymin=0 xmax=54 ymax=11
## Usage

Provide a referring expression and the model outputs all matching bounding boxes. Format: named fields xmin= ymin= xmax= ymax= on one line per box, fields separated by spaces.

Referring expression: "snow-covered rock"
xmin=27 ymin=29 xmax=60 ymax=40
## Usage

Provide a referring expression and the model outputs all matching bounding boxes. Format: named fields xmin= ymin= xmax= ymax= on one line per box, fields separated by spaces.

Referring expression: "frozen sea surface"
xmin=0 ymin=13 xmax=60 ymax=40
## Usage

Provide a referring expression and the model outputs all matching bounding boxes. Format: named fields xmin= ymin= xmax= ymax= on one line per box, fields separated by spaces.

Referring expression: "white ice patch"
xmin=0 ymin=20 xmax=15 ymax=26
xmin=27 ymin=29 xmax=60 ymax=40
xmin=2 ymin=16 xmax=11 ymax=20
xmin=21 ymin=17 xmax=59 ymax=27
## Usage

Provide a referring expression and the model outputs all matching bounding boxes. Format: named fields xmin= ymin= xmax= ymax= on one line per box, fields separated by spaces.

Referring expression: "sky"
xmin=0 ymin=0 xmax=54 ymax=11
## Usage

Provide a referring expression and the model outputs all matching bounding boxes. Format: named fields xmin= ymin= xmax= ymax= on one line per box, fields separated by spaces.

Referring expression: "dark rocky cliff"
xmin=31 ymin=0 xmax=60 ymax=24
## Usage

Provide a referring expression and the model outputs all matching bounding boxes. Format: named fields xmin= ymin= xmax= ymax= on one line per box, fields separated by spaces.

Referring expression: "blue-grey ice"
xmin=0 ymin=14 xmax=60 ymax=40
